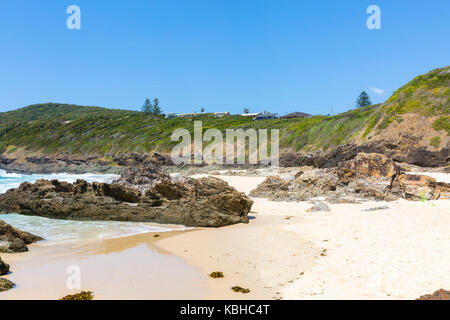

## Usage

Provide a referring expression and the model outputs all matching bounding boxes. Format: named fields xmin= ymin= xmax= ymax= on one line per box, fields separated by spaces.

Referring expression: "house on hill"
xmin=214 ymin=112 xmax=230 ymax=117
xmin=254 ymin=113 xmax=278 ymax=120
xmin=280 ymin=112 xmax=311 ymax=119
xmin=241 ymin=112 xmax=261 ymax=118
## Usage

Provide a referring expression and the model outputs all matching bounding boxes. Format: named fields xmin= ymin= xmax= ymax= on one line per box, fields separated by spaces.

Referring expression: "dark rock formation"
xmin=0 ymin=278 xmax=14 ymax=292
xmin=417 ymin=289 xmax=450 ymax=300
xmin=406 ymin=147 xmax=449 ymax=168
xmin=251 ymin=153 xmax=450 ymax=202
xmin=279 ymin=141 xmax=449 ymax=168
xmin=0 ymin=177 xmax=253 ymax=228
xmin=0 ymin=257 xmax=9 ymax=276
xmin=0 ymin=220 xmax=43 ymax=253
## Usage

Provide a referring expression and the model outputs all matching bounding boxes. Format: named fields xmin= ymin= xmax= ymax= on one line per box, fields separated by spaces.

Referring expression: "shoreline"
xmin=1 ymin=229 xmax=209 ymax=300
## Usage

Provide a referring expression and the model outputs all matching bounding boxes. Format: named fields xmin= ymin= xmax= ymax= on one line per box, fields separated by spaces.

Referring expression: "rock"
xmin=251 ymin=153 xmax=450 ymax=202
xmin=0 ymin=278 xmax=14 ymax=292
xmin=113 ymin=159 xmax=170 ymax=192
xmin=338 ymin=153 xmax=399 ymax=179
xmin=0 ymin=257 xmax=9 ymax=276
xmin=407 ymin=147 xmax=449 ymax=168
xmin=306 ymin=201 xmax=331 ymax=212
xmin=417 ymin=289 xmax=450 ymax=300
xmin=279 ymin=142 xmax=449 ymax=169
xmin=0 ymin=177 xmax=253 ymax=228
xmin=362 ymin=206 xmax=390 ymax=212
xmin=0 ymin=220 xmax=43 ymax=253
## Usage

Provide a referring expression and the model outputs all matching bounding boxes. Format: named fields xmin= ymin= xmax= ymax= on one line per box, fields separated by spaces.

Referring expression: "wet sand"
xmin=1 ymin=231 xmax=208 ymax=300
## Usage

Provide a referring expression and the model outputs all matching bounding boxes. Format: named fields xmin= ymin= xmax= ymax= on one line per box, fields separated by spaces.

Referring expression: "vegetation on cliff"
xmin=0 ymin=67 xmax=448 ymax=157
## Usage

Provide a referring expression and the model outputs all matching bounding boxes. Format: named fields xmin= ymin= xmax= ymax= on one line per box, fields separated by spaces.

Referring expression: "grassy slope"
xmin=0 ymin=66 xmax=448 ymax=156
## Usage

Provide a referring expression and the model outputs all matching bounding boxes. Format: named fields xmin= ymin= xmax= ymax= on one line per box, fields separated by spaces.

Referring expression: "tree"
xmin=201 ymin=107 xmax=205 ymax=113
xmin=142 ymin=98 xmax=162 ymax=115
xmin=142 ymin=98 xmax=152 ymax=114
xmin=356 ymin=91 xmax=372 ymax=108
xmin=152 ymin=98 xmax=162 ymax=115
xmin=244 ymin=108 xmax=249 ymax=114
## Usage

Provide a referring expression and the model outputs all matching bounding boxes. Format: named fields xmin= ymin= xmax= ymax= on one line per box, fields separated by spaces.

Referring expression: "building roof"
xmin=281 ymin=112 xmax=311 ymax=118
xmin=241 ymin=113 xmax=261 ymax=117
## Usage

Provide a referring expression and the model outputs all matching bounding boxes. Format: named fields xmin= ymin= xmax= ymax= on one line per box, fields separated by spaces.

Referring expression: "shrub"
xmin=432 ymin=116 xmax=450 ymax=135
xmin=430 ymin=136 xmax=441 ymax=148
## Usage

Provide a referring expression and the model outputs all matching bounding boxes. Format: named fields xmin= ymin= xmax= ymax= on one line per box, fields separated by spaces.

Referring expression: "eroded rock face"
xmin=279 ymin=142 xmax=449 ymax=169
xmin=0 ymin=220 xmax=43 ymax=253
xmin=338 ymin=153 xmax=398 ymax=179
xmin=113 ymin=159 xmax=170 ymax=192
xmin=251 ymin=153 xmax=450 ymax=202
xmin=0 ymin=177 xmax=253 ymax=228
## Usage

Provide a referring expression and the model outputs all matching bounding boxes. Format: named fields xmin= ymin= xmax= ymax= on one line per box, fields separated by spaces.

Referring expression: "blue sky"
xmin=0 ymin=0 xmax=449 ymax=115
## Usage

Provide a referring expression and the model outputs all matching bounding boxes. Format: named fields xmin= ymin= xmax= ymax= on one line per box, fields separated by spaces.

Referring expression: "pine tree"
xmin=356 ymin=91 xmax=372 ymax=108
xmin=142 ymin=98 xmax=152 ymax=114
xmin=152 ymin=98 xmax=161 ymax=115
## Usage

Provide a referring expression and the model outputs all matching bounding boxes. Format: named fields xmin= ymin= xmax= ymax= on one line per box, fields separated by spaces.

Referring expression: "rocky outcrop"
xmin=0 ymin=257 xmax=9 ymax=276
xmin=113 ymin=159 xmax=170 ymax=192
xmin=0 ymin=220 xmax=43 ymax=253
xmin=0 ymin=177 xmax=253 ymax=228
xmin=279 ymin=141 xmax=449 ymax=169
xmin=417 ymin=289 xmax=450 ymax=300
xmin=251 ymin=153 xmax=450 ymax=202
xmin=0 ymin=152 xmax=174 ymax=175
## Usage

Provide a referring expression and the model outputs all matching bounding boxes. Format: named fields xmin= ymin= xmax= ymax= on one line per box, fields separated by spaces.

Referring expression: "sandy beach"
xmin=157 ymin=174 xmax=450 ymax=300
xmin=1 ymin=172 xmax=449 ymax=300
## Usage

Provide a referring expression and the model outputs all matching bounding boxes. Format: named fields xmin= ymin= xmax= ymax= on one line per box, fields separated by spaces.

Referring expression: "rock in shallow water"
xmin=0 ymin=177 xmax=253 ymax=228
xmin=0 ymin=220 xmax=43 ymax=253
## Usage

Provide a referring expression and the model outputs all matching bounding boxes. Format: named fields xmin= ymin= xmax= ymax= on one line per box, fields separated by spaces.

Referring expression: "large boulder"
xmin=338 ymin=152 xmax=399 ymax=179
xmin=0 ymin=220 xmax=43 ymax=253
xmin=0 ymin=177 xmax=253 ymax=228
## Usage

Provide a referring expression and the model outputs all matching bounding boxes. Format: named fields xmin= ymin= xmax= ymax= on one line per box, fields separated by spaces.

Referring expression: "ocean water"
xmin=0 ymin=170 xmax=188 ymax=242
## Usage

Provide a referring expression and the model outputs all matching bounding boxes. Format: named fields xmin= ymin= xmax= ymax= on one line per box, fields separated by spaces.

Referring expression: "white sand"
xmin=158 ymin=173 xmax=450 ymax=300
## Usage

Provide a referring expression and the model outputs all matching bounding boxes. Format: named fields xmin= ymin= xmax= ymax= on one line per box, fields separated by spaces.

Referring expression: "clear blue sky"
xmin=1 ymin=0 xmax=449 ymax=115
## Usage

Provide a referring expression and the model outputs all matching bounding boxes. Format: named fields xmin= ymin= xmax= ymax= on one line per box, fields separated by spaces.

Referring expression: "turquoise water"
xmin=0 ymin=170 xmax=188 ymax=242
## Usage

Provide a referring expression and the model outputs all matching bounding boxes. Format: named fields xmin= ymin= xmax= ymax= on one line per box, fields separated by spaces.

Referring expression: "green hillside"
xmin=0 ymin=66 xmax=448 ymax=156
